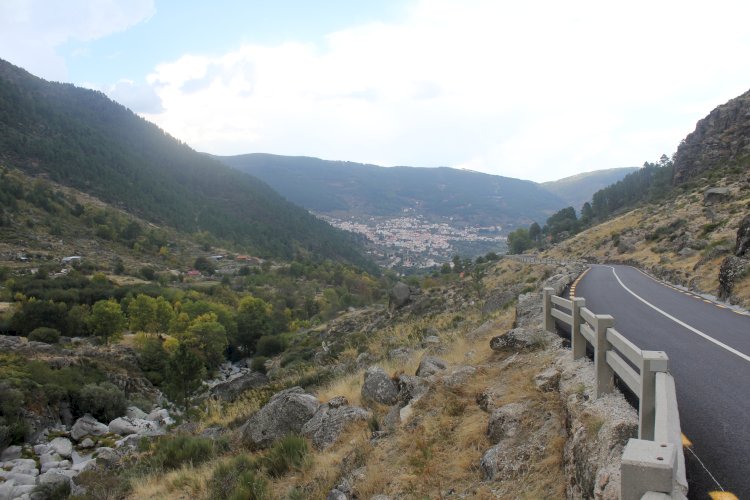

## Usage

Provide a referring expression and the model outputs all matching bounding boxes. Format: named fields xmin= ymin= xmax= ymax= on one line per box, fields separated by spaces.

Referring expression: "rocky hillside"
xmin=672 ymin=88 xmax=750 ymax=184
xmin=0 ymin=257 xmax=646 ymax=499
xmin=541 ymin=167 xmax=639 ymax=212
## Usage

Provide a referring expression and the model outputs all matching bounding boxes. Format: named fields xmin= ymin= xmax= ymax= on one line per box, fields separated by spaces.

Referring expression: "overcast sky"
xmin=2 ymin=0 xmax=750 ymax=182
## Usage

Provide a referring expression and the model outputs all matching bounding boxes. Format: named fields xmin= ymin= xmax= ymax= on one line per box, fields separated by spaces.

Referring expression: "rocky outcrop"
xmin=736 ymin=214 xmax=750 ymax=257
xmin=414 ymin=356 xmax=448 ymax=378
xmin=672 ymin=88 xmax=750 ymax=184
xmin=487 ymin=402 xmax=527 ymax=443
xmin=703 ymin=187 xmax=731 ymax=204
xmin=718 ymin=255 xmax=748 ymax=300
xmin=490 ymin=327 xmax=554 ymax=351
xmin=388 ymin=282 xmax=413 ymax=310
xmin=209 ymin=371 xmax=268 ymax=401
xmin=241 ymin=387 xmax=320 ymax=449
xmin=360 ymin=367 xmax=399 ymax=406
xmin=301 ymin=397 xmax=371 ymax=450
xmin=70 ymin=415 xmax=108 ymax=441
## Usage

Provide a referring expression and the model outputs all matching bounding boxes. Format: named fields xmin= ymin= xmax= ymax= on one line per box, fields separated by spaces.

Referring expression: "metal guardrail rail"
xmin=543 ymin=287 xmax=688 ymax=500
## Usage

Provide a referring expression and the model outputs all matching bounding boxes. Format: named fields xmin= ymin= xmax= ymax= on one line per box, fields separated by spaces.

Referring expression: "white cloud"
xmin=0 ymin=0 xmax=154 ymax=81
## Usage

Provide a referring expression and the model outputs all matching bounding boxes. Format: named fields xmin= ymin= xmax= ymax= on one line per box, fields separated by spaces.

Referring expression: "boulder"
xmin=146 ymin=408 xmax=174 ymax=426
xmin=71 ymin=414 xmax=108 ymax=441
xmin=388 ymin=282 xmax=412 ymax=310
xmin=38 ymin=469 xmax=73 ymax=487
xmin=718 ymin=255 xmax=748 ymax=299
xmin=241 ymin=387 xmax=320 ymax=449
xmin=360 ymin=367 xmax=399 ymax=406
xmin=108 ymin=417 xmax=163 ymax=437
xmin=514 ymin=293 xmax=542 ymax=328
xmin=397 ymin=375 xmax=430 ymax=405
xmin=209 ymin=371 xmax=269 ymax=401
xmin=443 ymin=366 xmax=477 ymax=388
xmin=0 ymin=471 xmax=37 ymax=486
xmin=125 ymin=406 xmax=148 ymax=420
xmin=480 ymin=440 xmax=538 ymax=480
xmin=735 ymin=214 xmax=750 ymax=257
xmin=301 ymin=399 xmax=371 ymax=449
xmin=326 ymin=489 xmax=348 ymax=500
xmin=0 ymin=445 xmax=22 ymax=461
xmin=415 ymin=356 xmax=448 ymax=378
xmin=534 ymin=367 xmax=561 ymax=392
xmin=487 ymin=403 xmax=527 ymax=443
xmin=703 ymin=187 xmax=731 ymax=204
xmin=48 ymin=437 xmax=73 ymax=459
xmin=94 ymin=447 xmax=118 ymax=464
xmin=490 ymin=327 xmax=550 ymax=351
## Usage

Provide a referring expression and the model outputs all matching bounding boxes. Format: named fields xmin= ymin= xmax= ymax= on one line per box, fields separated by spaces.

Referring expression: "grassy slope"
xmin=128 ymin=259 xmax=568 ymax=499
xmin=543 ymin=174 xmax=750 ymax=308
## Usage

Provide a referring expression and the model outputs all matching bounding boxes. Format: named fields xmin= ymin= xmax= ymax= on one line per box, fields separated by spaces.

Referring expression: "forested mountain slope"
xmin=0 ymin=59 xmax=370 ymax=268
xmin=218 ymin=153 xmax=566 ymax=226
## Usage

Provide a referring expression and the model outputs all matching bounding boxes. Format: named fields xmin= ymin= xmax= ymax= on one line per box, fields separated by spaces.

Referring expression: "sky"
xmin=2 ymin=1 xmax=750 ymax=182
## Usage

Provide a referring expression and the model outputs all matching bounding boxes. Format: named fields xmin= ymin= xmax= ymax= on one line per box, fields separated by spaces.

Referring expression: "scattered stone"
xmin=326 ymin=489 xmax=348 ymax=500
xmin=33 ymin=444 xmax=48 ymax=455
xmin=94 ymin=447 xmax=118 ymax=464
xmin=0 ymin=471 xmax=37 ymax=486
xmin=38 ymin=469 xmax=73 ymax=487
xmin=108 ymin=417 xmax=163 ymax=437
xmin=387 ymin=347 xmax=413 ymax=362
xmin=146 ymin=408 xmax=174 ymax=426
xmin=79 ymin=438 xmax=95 ymax=449
xmin=48 ymin=437 xmax=73 ymax=459
xmin=480 ymin=440 xmax=537 ymax=480
xmin=241 ymin=387 xmax=320 ymax=449
xmin=71 ymin=414 xmax=108 ymax=441
xmin=302 ymin=400 xmax=371 ymax=449
xmin=360 ymin=367 xmax=399 ymax=406
xmin=421 ymin=335 xmax=441 ymax=347
xmin=415 ymin=356 xmax=448 ymax=377
xmin=534 ymin=367 xmax=561 ymax=392
xmin=487 ymin=403 xmax=527 ymax=443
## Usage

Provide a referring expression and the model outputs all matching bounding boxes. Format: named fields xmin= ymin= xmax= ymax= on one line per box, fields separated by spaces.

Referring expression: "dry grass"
xmin=129 ymin=462 xmax=213 ymax=499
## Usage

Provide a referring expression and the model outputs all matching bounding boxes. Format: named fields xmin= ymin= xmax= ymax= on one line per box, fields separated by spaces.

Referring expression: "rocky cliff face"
xmin=672 ymin=89 xmax=750 ymax=184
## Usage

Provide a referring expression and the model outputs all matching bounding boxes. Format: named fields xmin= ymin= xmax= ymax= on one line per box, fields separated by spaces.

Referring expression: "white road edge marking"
xmin=606 ymin=266 xmax=750 ymax=364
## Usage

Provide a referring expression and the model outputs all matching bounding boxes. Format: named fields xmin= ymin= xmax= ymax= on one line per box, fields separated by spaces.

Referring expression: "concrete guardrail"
xmin=543 ymin=287 xmax=688 ymax=499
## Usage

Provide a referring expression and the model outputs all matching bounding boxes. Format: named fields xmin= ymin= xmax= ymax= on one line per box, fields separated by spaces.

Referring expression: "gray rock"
xmin=514 ymin=292 xmax=543 ymax=328
xmin=387 ymin=347 xmax=413 ymax=362
xmin=388 ymin=282 xmax=412 ymax=310
xmin=70 ymin=414 xmax=108 ymax=441
xmin=443 ymin=366 xmax=476 ymax=388
xmin=108 ymin=417 xmax=163 ymax=437
xmin=421 ymin=335 xmax=440 ymax=347
xmin=360 ymin=367 xmax=399 ymax=406
xmin=480 ymin=440 xmax=537 ymax=480
xmin=534 ymin=367 xmax=561 ymax=392
xmin=94 ymin=447 xmax=118 ymax=464
xmin=487 ymin=403 xmax=527 ymax=443
xmin=0 ymin=445 xmax=22 ymax=461
xmin=72 ymin=458 xmax=97 ymax=472
xmin=383 ymin=405 xmax=401 ymax=431
xmin=38 ymin=469 xmax=73 ymax=487
xmin=7 ymin=459 xmax=37 ymax=474
xmin=301 ymin=400 xmax=371 ymax=450
xmin=48 ymin=437 xmax=73 ymax=459
xmin=0 ymin=471 xmax=37 ymax=486
xmin=490 ymin=327 xmax=551 ymax=351
xmin=355 ymin=352 xmax=375 ymax=369
xmin=718 ymin=255 xmax=748 ymax=299
xmin=703 ymin=187 xmax=731 ymax=204
xmin=735 ymin=214 xmax=750 ymax=257
xmin=115 ymin=434 xmax=142 ymax=449
xmin=397 ymin=375 xmax=430 ymax=405
xmin=241 ymin=387 xmax=320 ymax=449
xmin=209 ymin=371 xmax=268 ymax=401
xmin=326 ymin=489 xmax=348 ymax=500
xmin=32 ymin=444 xmax=48 ymax=455
xmin=125 ymin=406 xmax=148 ymax=420
xmin=146 ymin=408 xmax=173 ymax=425
xmin=415 ymin=356 xmax=448 ymax=377
xmin=39 ymin=452 xmax=58 ymax=466
xmin=79 ymin=438 xmax=95 ymax=449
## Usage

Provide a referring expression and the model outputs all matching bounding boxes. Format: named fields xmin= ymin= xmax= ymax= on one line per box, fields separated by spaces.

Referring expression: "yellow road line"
xmin=709 ymin=492 xmax=739 ymax=500
xmin=681 ymin=433 xmax=692 ymax=447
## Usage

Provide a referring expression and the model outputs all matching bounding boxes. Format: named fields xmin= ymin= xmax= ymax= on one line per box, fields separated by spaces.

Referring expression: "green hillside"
xmin=0 ymin=59 xmax=371 ymax=269
xmin=541 ymin=166 xmax=639 ymax=212
xmin=218 ymin=153 xmax=566 ymax=226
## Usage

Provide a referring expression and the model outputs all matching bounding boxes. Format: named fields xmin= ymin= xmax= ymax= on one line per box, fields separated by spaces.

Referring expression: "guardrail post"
xmin=543 ymin=287 xmax=555 ymax=333
xmin=621 ymin=439 xmax=676 ymax=500
xmin=639 ymin=351 xmax=669 ymax=440
xmin=594 ymin=314 xmax=615 ymax=398
xmin=571 ymin=297 xmax=586 ymax=359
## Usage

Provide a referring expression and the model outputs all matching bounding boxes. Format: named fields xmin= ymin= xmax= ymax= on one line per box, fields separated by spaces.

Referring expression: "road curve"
xmin=574 ymin=264 xmax=750 ymax=499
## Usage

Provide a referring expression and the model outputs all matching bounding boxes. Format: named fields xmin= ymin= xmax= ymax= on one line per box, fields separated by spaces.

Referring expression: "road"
xmin=574 ymin=264 xmax=750 ymax=499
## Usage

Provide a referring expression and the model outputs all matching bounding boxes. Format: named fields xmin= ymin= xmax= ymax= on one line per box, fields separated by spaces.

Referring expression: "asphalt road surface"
xmin=574 ymin=264 xmax=750 ymax=499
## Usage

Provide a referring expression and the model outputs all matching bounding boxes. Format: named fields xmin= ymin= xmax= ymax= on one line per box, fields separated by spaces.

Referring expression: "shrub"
xmin=250 ymin=356 xmax=268 ymax=374
xmin=28 ymin=327 xmax=61 ymax=344
xmin=149 ymin=435 xmax=226 ymax=471
xmin=76 ymin=382 xmax=126 ymax=422
xmin=260 ymin=434 xmax=310 ymax=477
xmin=209 ymin=454 xmax=268 ymax=500
xmin=255 ymin=335 xmax=285 ymax=357
xmin=33 ymin=481 xmax=70 ymax=500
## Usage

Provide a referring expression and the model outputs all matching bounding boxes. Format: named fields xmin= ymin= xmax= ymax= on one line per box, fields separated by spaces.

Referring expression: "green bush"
xmin=28 ymin=327 xmax=61 ymax=344
xmin=255 ymin=335 xmax=285 ymax=357
xmin=209 ymin=454 xmax=268 ymax=500
xmin=260 ymin=434 xmax=309 ymax=477
xmin=250 ymin=356 xmax=268 ymax=374
xmin=149 ymin=434 xmax=226 ymax=471
xmin=76 ymin=382 xmax=126 ymax=422
xmin=33 ymin=481 xmax=71 ymax=500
